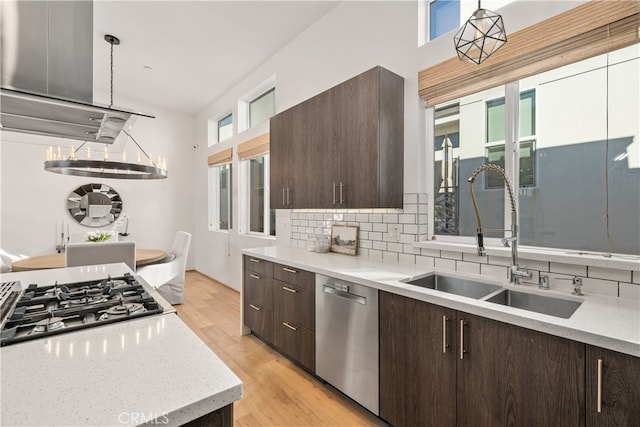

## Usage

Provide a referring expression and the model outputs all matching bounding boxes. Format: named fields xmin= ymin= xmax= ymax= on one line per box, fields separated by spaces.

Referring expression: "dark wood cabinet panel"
xmin=380 ymin=292 xmax=586 ymax=427
xmin=273 ymin=279 xmax=315 ymax=331
xmin=379 ymin=292 xmax=456 ymax=427
xmin=457 ymin=313 xmax=585 ymax=427
xmin=269 ymin=65 xmax=404 ymax=209
xmin=182 ymin=403 xmax=233 ymax=427
xmin=243 ymin=301 xmax=273 ymax=343
xmin=274 ymin=312 xmax=315 ymax=372
xmin=586 ymin=346 xmax=640 ymax=426
xmin=243 ymin=272 xmax=273 ymax=309
xmin=244 ymin=255 xmax=273 ymax=277
xmin=273 ymin=263 xmax=315 ymax=291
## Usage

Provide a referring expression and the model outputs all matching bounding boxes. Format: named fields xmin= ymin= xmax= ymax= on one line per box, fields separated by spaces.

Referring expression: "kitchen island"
xmin=0 ymin=263 xmax=242 ymax=427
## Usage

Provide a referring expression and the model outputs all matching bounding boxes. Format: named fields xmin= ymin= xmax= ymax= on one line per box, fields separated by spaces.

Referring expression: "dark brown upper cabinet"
xmin=270 ymin=66 xmax=404 ymax=209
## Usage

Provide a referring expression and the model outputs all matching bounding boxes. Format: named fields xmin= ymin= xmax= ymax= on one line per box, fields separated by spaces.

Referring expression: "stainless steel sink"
xmin=485 ymin=289 xmax=582 ymax=319
xmin=402 ymin=273 xmax=503 ymax=299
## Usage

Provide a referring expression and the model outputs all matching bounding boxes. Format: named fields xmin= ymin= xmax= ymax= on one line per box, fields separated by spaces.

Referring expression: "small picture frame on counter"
xmin=330 ymin=225 xmax=359 ymax=256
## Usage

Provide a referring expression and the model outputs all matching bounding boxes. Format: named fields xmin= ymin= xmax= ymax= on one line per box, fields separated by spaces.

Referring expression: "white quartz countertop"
xmin=0 ymin=264 xmax=243 ymax=427
xmin=243 ymin=246 xmax=640 ymax=357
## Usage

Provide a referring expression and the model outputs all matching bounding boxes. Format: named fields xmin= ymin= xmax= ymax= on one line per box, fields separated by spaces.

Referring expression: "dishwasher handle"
xmin=323 ymin=285 xmax=367 ymax=305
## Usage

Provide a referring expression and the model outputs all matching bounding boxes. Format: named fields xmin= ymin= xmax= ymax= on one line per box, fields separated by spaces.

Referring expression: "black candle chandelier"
xmin=454 ymin=0 xmax=507 ymax=65
xmin=44 ymin=35 xmax=167 ymax=180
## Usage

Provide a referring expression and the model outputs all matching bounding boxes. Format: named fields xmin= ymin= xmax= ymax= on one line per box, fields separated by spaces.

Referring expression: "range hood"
xmin=0 ymin=0 xmax=153 ymax=144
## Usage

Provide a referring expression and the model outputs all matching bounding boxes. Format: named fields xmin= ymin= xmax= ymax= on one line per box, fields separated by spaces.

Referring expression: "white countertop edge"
xmin=242 ymin=246 xmax=640 ymax=358
xmin=413 ymin=240 xmax=640 ymax=271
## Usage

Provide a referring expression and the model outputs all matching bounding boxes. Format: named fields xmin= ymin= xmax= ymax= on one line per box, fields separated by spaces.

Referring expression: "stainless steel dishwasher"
xmin=316 ymin=274 xmax=379 ymax=415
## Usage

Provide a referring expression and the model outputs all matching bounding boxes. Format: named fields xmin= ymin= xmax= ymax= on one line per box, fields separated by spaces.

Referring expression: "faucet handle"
xmin=556 ymin=276 xmax=584 ymax=296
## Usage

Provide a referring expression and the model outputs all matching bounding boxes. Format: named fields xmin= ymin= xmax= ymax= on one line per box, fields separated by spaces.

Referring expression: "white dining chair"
xmin=65 ymin=241 xmax=136 ymax=271
xmin=136 ymin=231 xmax=191 ymax=305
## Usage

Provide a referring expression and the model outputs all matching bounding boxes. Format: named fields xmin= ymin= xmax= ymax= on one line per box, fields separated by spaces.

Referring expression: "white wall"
xmin=0 ymin=93 xmax=197 ymax=268
xmin=193 ymin=0 xmax=585 ymax=291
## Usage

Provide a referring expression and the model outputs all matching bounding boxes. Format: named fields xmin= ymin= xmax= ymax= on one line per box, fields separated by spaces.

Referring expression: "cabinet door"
xmin=244 ymin=270 xmax=273 ymax=310
xmin=273 ymin=279 xmax=315 ymax=331
xmin=243 ymin=301 xmax=273 ymax=343
xmin=269 ymin=110 xmax=291 ymax=209
xmin=586 ymin=346 xmax=640 ymax=426
xmin=273 ymin=313 xmax=315 ymax=372
xmin=379 ymin=292 xmax=457 ymax=427
xmin=334 ymin=68 xmax=379 ymax=208
xmin=457 ymin=313 xmax=585 ymax=426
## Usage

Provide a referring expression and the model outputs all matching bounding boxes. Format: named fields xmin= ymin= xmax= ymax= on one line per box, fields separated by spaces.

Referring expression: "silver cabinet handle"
xmin=460 ymin=319 xmax=466 ymax=360
xmin=282 ymin=188 xmax=286 ymax=205
xmin=322 ymin=286 xmax=367 ymax=305
xmin=286 ymin=188 xmax=291 ymax=205
xmin=282 ymin=286 xmax=297 ymax=293
xmin=339 ymin=182 xmax=345 ymax=204
xmin=249 ymin=258 xmax=261 ymax=263
xmin=333 ymin=182 xmax=337 ymax=205
xmin=442 ymin=315 xmax=449 ymax=354
xmin=597 ymin=358 xmax=603 ymax=413
xmin=282 ymin=267 xmax=297 ymax=274
xmin=249 ymin=304 xmax=261 ymax=311
xmin=249 ymin=274 xmax=260 ymax=280
xmin=282 ymin=321 xmax=297 ymax=331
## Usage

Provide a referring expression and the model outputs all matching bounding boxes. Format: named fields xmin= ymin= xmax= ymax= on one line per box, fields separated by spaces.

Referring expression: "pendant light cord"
xmin=109 ymin=39 xmax=114 ymax=108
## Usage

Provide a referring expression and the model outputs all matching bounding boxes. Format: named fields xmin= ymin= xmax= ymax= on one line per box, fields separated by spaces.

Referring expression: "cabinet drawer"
xmin=273 ymin=263 xmax=314 ymax=291
xmin=244 ymin=255 xmax=273 ymax=276
xmin=273 ymin=279 xmax=315 ymax=331
xmin=274 ymin=313 xmax=315 ymax=372
xmin=244 ymin=302 xmax=274 ymax=343
xmin=244 ymin=272 xmax=273 ymax=309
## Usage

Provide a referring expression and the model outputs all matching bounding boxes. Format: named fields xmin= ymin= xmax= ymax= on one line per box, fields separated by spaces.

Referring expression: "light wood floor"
xmin=175 ymin=271 xmax=386 ymax=427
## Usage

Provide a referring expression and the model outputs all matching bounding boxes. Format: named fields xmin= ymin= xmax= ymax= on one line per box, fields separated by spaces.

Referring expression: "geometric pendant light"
xmin=454 ymin=1 xmax=507 ymax=65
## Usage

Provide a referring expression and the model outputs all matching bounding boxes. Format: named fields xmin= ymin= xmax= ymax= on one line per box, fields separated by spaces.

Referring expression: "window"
xmin=218 ymin=113 xmax=233 ymax=142
xmin=485 ymin=90 xmax=536 ymax=189
xmin=208 ymin=164 xmax=232 ymax=231
xmin=247 ymin=156 xmax=275 ymax=236
xmin=429 ymin=0 xmax=460 ymax=41
xmin=429 ymin=46 xmax=639 ymax=254
xmin=249 ymin=88 xmax=275 ymax=128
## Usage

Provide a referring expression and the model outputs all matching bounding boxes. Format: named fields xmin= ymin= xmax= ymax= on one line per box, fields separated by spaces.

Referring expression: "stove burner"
xmin=31 ymin=317 xmax=65 ymax=334
xmin=99 ymin=303 xmax=145 ymax=320
xmin=61 ymin=295 xmax=107 ymax=307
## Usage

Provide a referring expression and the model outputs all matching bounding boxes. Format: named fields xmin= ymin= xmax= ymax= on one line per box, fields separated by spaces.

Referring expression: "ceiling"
xmin=92 ymin=1 xmax=339 ymax=115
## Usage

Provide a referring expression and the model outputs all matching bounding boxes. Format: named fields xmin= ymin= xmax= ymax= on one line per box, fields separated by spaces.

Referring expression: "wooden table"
xmin=11 ymin=249 xmax=166 ymax=272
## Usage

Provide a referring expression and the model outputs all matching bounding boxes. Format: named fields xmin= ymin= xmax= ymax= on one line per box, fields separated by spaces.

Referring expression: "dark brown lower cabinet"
xmin=380 ymin=291 xmax=586 ymax=427
xmin=380 ymin=292 xmax=456 ymax=427
xmin=586 ymin=345 xmax=640 ymax=426
xmin=273 ymin=312 xmax=315 ymax=371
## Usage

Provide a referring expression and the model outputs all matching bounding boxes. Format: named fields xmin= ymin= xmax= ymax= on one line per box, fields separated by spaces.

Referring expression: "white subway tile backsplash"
xmin=416 ymin=256 xmax=435 ymax=267
xmin=441 ymin=250 xmax=463 ymax=261
xmin=456 ymin=261 xmax=480 ymax=275
xmin=373 ymin=223 xmax=388 ymax=233
xmin=358 ymin=248 xmax=369 ymax=257
xmin=399 ymin=214 xmax=416 ymax=224
xmin=418 ymin=193 xmax=428 ymax=204
xmin=588 ymin=266 xmax=632 ymax=283
xmin=519 ymin=259 xmax=549 ymax=272
xmin=383 ymin=214 xmax=398 ymax=223
xmin=369 ymin=213 xmax=383 ymax=223
xmin=480 ymin=264 xmax=508 ymax=281
xmin=383 ymin=251 xmax=399 ymax=262
xmin=359 ymin=239 xmax=373 ymax=249
xmin=403 ymin=224 xmax=418 ymax=234
xmin=356 ymin=214 xmax=369 ymax=222
xmin=399 ymin=253 xmax=416 ymax=264
xmin=360 ymin=222 xmax=373 ymax=232
xmin=435 ymin=257 xmax=456 ymax=271
xmin=619 ymin=283 xmax=640 ymax=301
xmin=550 ymin=262 xmax=587 ymax=277
xmin=488 ymin=255 xmax=511 ymax=267
xmin=400 ymin=234 xmax=416 ymax=244
xmin=403 ymin=244 xmax=421 ymax=255
xmin=388 ymin=243 xmax=403 ymax=253
xmin=368 ymin=249 xmax=383 ymax=259
xmin=403 ymin=193 xmax=418 ymax=204
xmin=369 ymin=231 xmax=383 ymax=241
xmin=634 ymin=271 xmax=640 ymax=285
xmin=359 ymin=231 xmax=370 ymax=240
xmin=581 ymin=277 xmax=619 ymax=298
xmin=333 ymin=213 xmax=344 ymax=221
xmin=462 ymin=253 xmax=487 ymax=264
xmin=373 ymin=241 xmax=387 ymax=251
xmin=403 ymin=204 xmax=418 ymax=214
xmin=344 ymin=214 xmax=356 ymax=222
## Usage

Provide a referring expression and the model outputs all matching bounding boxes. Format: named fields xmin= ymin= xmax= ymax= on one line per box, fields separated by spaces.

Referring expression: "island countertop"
xmin=243 ymin=246 xmax=640 ymax=357
xmin=0 ymin=264 xmax=242 ymax=427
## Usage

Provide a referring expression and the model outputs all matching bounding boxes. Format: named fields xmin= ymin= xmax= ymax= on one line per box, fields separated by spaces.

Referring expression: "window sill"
xmin=414 ymin=240 xmax=639 ymax=272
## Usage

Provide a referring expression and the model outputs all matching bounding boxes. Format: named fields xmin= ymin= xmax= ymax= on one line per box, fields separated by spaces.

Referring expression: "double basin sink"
xmin=400 ymin=273 xmax=582 ymax=319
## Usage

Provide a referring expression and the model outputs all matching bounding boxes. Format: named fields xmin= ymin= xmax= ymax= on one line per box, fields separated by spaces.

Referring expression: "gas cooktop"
xmin=0 ymin=273 xmax=165 ymax=347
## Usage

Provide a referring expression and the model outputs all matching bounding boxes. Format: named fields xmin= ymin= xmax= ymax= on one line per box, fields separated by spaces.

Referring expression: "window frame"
xmin=217 ymin=113 xmax=233 ymax=143
xmin=427 ymin=0 xmax=461 ymax=42
xmin=239 ymin=154 xmax=275 ymax=238
xmin=208 ymin=163 xmax=233 ymax=232
xmin=248 ymin=87 xmax=275 ymax=129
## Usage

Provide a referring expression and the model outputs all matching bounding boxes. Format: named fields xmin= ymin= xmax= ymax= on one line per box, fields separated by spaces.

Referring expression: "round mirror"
xmin=67 ymin=183 xmax=122 ymax=227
